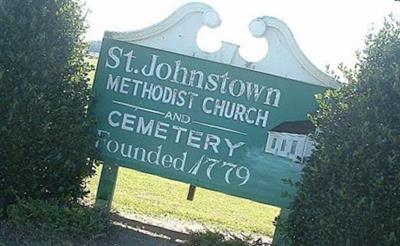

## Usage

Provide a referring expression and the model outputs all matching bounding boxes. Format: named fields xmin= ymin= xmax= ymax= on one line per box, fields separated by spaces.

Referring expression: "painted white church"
xmin=265 ymin=121 xmax=316 ymax=163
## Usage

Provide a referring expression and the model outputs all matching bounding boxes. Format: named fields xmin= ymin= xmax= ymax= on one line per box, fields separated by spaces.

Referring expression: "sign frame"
xmin=91 ymin=3 xmax=339 ymax=244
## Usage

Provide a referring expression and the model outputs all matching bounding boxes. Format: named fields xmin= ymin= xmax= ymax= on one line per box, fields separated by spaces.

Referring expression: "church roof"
xmin=270 ymin=120 xmax=315 ymax=135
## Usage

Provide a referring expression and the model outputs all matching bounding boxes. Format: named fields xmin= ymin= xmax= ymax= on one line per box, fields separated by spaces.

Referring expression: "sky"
xmin=84 ymin=0 xmax=399 ymax=72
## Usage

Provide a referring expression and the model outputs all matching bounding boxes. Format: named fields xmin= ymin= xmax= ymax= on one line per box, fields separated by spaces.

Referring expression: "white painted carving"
xmin=104 ymin=2 xmax=339 ymax=88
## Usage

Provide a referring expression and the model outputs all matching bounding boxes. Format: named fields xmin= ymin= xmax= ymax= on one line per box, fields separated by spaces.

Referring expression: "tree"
xmin=284 ymin=16 xmax=400 ymax=245
xmin=0 ymin=0 xmax=98 ymax=215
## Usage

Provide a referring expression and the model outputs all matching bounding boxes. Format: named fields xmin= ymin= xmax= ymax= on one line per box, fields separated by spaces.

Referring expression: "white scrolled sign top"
xmin=104 ymin=2 xmax=339 ymax=89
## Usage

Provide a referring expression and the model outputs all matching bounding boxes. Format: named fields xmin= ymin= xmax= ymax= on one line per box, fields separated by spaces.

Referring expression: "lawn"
xmin=87 ymin=165 xmax=280 ymax=236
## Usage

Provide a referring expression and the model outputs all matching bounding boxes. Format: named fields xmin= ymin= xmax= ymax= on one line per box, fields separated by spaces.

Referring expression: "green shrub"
xmin=284 ymin=17 xmax=400 ymax=245
xmin=184 ymin=231 xmax=251 ymax=246
xmin=7 ymin=199 xmax=111 ymax=241
xmin=0 ymin=0 xmax=98 ymax=213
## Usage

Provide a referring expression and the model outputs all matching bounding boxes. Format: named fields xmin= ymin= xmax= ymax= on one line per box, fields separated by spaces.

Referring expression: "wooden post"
xmin=272 ymin=208 xmax=289 ymax=246
xmin=95 ymin=163 xmax=119 ymax=210
xmin=187 ymin=184 xmax=196 ymax=201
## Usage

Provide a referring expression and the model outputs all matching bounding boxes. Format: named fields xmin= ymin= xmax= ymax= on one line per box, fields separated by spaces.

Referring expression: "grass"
xmin=87 ymin=165 xmax=280 ymax=236
xmin=86 ymin=56 xmax=279 ymax=237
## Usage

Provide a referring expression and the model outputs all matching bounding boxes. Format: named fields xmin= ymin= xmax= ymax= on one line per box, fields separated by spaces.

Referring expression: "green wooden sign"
xmin=92 ymin=38 xmax=327 ymax=208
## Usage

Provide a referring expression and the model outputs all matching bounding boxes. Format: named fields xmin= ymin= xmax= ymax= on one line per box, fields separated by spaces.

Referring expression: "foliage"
xmin=284 ymin=16 xmax=400 ymax=245
xmin=184 ymin=230 xmax=251 ymax=246
xmin=0 ymin=0 xmax=98 ymax=214
xmin=2 ymin=199 xmax=111 ymax=244
xmin=0 ymin=200 xmax=111 ymax=245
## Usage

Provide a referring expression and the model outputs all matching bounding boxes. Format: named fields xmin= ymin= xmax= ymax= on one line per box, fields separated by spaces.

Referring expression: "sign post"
xmin=95 ymin=163 xmax=119 ymax=209
xmin=272 ymin=208 xmax=290 ymax=245
xmin=186 ymin=184 xmax=197 ymax=201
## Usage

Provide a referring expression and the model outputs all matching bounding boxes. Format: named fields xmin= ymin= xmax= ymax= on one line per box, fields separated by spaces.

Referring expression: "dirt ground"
xmin=108 ymin=213 xmax=191 ymax=245
xmin=107 ymin=212 xmax=272 ymax=246
xmin=0 ymin=212 xmax=272 ymax=246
